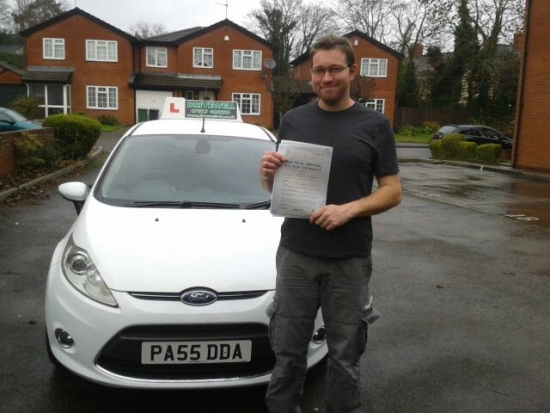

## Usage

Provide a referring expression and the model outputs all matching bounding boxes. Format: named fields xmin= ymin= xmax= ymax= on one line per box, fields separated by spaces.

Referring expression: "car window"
xmin=462 ymin=129 xmax=482 ymax=137
xmin=96 ymin=134 xmax=275 ymax=207
xmin=439 ymin=126 xmax=457 ymax=134
xmin=481 ymin=129 xmax=500 ymax=138
xmin=1 ymin=108 xmax=26 ymax=122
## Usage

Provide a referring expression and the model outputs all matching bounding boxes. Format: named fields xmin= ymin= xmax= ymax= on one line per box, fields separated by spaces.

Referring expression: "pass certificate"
xmin=270 ymin=140 xmax=333 ymax=218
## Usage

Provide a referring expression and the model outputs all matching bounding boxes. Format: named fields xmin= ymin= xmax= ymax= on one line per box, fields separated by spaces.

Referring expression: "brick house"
xmin=0 ymin=61 xmax=26 ymax=106
xmin=289 ymin=31 xmax=403 ymax=127
xmin=18 ymin=8 xmax=275 ymax=128
xmin=513 ymin=0 xmax=550 ymax=172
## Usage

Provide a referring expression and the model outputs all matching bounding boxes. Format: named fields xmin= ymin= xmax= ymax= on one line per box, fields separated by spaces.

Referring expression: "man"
xmin=259 ymin=35 xmax=402 ymax=413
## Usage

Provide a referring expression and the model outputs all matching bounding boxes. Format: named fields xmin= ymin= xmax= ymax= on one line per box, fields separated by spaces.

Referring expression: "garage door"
xmin=136 ymin=91 xmax=173 ymax=122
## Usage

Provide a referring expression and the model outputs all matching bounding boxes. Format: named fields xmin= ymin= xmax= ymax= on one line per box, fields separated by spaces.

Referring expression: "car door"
xmin=480 ymin=128 xmax=512 ymax=149
xmin=461 ymin=128 xmax=485 ymax=145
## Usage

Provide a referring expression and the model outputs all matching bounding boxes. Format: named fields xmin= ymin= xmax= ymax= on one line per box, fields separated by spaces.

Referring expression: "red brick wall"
xmin=292 ymin=36 xmax=400 ymax=127
xmin=175 ymin=26 xmax=275 ymax=128
xmin=0 ymin=70 xmax=23 ymax=85
xmin=0 ymin=128 xmax=55 ymax=178
xmin=25 ymin=15 xmax=136 ymax=125
xmin=514 ymin=0 xmax=550 ymax=172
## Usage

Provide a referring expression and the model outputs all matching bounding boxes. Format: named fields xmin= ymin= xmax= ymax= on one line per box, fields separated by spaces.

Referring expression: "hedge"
xmin=42 ymin=114 xmax=101 ymax=160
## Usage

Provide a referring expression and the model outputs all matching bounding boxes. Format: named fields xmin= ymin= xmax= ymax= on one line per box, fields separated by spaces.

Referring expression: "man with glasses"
xmin=260 ymin=35 xmax=402 ymax=413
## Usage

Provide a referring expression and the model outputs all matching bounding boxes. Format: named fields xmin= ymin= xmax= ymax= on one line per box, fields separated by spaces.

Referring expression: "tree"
xmin=350 ymin=75 xmax=376 ymax=103
xmin=0 ymin=0 xmax=11 ymax=33
xmin=249 ymin=0 xmax=300 ymax=76
xmin=294 ymin=2 xmax=339 ymax=57
xmin=12 ymin=0 xmax=69 ymax=32
xmin=396 ymin=58 xmax=419 ymax=106
xmin=128 ymin=21 xmax=168 ymax=39
xmin=332 ymin=0 xmax=396 ymax=42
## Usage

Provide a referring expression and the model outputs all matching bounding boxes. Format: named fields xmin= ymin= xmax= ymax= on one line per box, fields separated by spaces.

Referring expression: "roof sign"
xmin=161 ymin=97 xmax=241 ymax=121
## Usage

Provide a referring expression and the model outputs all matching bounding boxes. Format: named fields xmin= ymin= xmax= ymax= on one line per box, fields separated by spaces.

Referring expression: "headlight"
xmin=62 ymin=237 xmax=118 ymax=307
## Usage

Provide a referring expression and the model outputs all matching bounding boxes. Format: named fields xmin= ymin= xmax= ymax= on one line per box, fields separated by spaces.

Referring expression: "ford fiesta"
xmin=45 ymin=98 xmax=327 ymax=388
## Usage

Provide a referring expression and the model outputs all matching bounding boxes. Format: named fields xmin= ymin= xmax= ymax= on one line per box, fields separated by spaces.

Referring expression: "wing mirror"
xmin=59 ymin=182 xmax=89 ymax=215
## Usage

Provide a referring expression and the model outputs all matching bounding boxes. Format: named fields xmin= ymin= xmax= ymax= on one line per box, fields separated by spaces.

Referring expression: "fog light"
xmin=312 ymin=326 xmax=326 ymax=344
xmin=55 ymin=328 xmax=75 ymax=348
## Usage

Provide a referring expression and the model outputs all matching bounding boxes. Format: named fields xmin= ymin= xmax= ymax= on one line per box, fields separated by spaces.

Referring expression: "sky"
xmin=69 ymin=0 xmax=268 ymax=33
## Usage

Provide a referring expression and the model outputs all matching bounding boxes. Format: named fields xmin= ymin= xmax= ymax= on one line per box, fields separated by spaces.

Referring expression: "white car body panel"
xmin=45 ymin=100 xmax=328 ymax=389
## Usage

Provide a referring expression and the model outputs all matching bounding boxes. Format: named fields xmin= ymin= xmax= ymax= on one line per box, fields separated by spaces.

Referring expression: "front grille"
xmin=96 ymin=324 xmax=275 ymax=381
xmin=128 ymin=290 xmax=268 ymax=301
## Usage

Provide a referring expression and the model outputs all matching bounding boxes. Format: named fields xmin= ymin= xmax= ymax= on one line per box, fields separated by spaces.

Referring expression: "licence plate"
xmin=141 ymin=340 xmax=252 ymax=364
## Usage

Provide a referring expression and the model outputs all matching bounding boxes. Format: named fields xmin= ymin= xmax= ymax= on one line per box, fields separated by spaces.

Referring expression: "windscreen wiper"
xmin=128 ymin=201 xmax=241 ymax=209
xmin=243 ymin=200 xmax=271 ymax=209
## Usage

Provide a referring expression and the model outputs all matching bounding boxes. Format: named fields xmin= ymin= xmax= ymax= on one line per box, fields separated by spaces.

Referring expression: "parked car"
xmin=0 ymin=106 xmax=42 ymax=132
xmin=431 ymin=125 xmax=513 ymax=149
xmin=45 ymin=98 xmax=327 ymax=389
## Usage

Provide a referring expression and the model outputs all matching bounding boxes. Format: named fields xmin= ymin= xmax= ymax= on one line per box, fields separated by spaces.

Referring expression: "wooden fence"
xmin=394 ymin=107 xmax=474 ymax=129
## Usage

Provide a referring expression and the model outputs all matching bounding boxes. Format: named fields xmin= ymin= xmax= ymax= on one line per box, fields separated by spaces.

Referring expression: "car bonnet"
xmin=69 ymin=197 xmax=282 ymax=293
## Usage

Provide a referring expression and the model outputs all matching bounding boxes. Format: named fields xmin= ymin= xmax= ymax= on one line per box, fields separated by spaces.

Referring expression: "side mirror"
xmin=59 ymin=182 xmax=89 ymax=215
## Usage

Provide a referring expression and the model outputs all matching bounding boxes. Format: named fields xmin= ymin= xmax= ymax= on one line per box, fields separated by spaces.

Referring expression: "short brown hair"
xmin=310 ymin=35 xmax=355 ymax=67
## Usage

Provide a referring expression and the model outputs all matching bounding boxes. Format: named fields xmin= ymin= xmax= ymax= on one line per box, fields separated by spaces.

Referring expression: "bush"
xmin=459 ymin=141 xmax=477 ymax=161
xmin=429 ymin=139 xmax=442 ymax=159
xmin=476 ymin=144 xmax=502 ymax=163
xmin=13 ymin=133 xmax=61 ymax=170
xmin=440 ymin=133 xmax=466 ymax=159
xmin=97 ymin=114 xmax=119 ymax=126
xmin=11 ymin=96 xmax=42 ymax=119
xmin=13 ymin=133 xmax=46 ymax=170
xmin=43 ymin=114 xmax=101 ymax=160
xmin=422 ymin=121 xmax=440 ymax=134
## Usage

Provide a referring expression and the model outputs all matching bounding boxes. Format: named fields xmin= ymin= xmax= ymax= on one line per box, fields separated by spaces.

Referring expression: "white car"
xmin=45 ymin=98 xmax=327 ymax=389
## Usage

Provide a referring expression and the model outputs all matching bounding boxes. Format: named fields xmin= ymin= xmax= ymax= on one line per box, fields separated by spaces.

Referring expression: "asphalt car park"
xmin=1 ymin=133 xmax=549 ymax=412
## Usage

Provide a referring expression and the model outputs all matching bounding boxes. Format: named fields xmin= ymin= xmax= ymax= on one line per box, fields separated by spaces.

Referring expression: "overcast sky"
xmin=69 ymin=0 xmax=267 ymax=33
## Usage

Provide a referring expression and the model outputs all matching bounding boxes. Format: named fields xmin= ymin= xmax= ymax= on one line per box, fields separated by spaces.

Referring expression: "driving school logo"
xmin=180 ymin=288 xmax=218 ymax=306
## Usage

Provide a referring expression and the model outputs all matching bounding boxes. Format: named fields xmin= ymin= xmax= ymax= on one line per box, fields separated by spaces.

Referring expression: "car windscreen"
xmin=95 ymin=134 xmax=275 ymax=208
xmin=2 ymin=108 xmax=26 ymax=122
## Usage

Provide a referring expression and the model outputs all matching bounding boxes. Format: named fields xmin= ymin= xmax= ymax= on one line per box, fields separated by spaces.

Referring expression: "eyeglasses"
xmin=310 ymin=65 xmax=350 ymax=77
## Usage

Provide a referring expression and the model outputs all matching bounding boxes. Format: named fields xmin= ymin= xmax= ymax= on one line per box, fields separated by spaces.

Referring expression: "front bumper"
xmin=45 ymin=260 xmax=327 ymax=389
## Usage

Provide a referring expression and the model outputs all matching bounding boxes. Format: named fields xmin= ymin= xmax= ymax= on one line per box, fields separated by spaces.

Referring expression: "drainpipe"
xmin=513 ymin=0 xmax=533 ymax=167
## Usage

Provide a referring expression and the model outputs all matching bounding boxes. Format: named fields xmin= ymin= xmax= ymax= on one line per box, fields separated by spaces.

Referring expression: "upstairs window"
xmin=233 ymin=50 xmax=261 ymax=70
xmin=193 ymin=48 xmax=213 ymax=68
xmin=43 ymin=38 xmax=65 ymax=60
xmin=86 ymin=40 xmax=118 ymax=62
xmin=360 ymin=58 xmax=388 ymax=77
xmin=146 ymin=47 xmax=167 ymax=67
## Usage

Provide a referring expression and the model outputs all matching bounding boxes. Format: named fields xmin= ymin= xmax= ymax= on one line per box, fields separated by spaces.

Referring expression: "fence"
xmin=394 ymin=107 xmax=474 ymax=130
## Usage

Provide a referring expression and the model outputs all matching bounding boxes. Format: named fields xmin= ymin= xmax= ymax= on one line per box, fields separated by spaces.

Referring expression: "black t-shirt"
xmin=277 ymin=101 xmax=399 ymax=258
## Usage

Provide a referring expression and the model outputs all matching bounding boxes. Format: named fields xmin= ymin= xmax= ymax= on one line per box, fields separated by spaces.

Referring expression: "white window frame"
xmin=86 ymin=86 xmax=118 ymax=110
xmin=146 ymin=47 xmax=167 ymax=68
xmin=232 ymin=50 xmax=262 ymax=71
xmin=364 ymin=99 xmax=385 ymax=113
xmin=232 ymin=93 xmax=261 ymax=115
xmin=86 ymin=40 xmax=118 ymax=62
xmin=360 ymin=58 xmax=388 ymax=77
xmin=193 ymin=47 xmax=213 ymax=68
xmin=43 ymin=38 xmax=65 ymax=60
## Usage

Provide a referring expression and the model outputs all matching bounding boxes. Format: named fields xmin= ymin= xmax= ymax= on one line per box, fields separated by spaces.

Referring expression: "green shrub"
xmin=440 ymin=133 xmax=466 ymax=159
xmin=429 ymin=139 xmax=442 ymax=159
xmin=97 ymin=114 xmax=119 ymax=126
xmin=422 ymin=121 xmax=440 ymax=134
xmin=13 ymin=133 xmax=46 ymax=170
xmin=459 ymin=141 xmax=477 ymax=161
xmin=476 ymin=144 xmax=502 ymax=163
xmin=11 ymin=96 xmax=42 ymax=119
xmin=43 ymin=114 xmax=101 ymax=160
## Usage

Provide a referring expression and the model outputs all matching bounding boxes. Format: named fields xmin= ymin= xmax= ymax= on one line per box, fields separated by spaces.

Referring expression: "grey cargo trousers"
xmin=265 ymin=246 xmax=379 ymax=413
